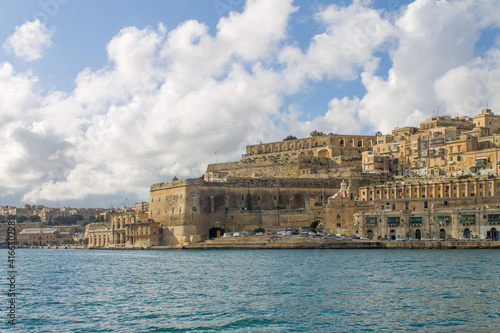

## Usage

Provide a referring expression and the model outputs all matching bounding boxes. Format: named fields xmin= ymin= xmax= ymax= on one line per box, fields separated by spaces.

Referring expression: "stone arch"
xmin=348 ymin=138 xmax=354 ymax=147
xmin=318 ymin=149 xmax=329 ymax=157
xmin=282 ymin=143 xmax=287 ymax=151
xmin=307 ymin=151 xmax=314 ymax=156
xmin=258 ymin=146 xmax=264 ymax=154
xmin=366 ymin=230 xmax=374 ymax=239
xmin=297 ymin=143 xmax=302 ymax=149
xmin=415 ymin=229 xmax=422 ymax=239
xmin=299 ymin=152 xmax=306 ymax=155
xmin=265 ymin=145 xmax=271 ymax=153
xmin=357 ymin=139 xmax=363 ymax=147
xmin=312 ymin=140 xmax=318 ymax=148
xmin=390 ymin=229 xmax=396 ymax=240
xmin=463 ymin=228 xmax=471 ymax=238
xmin=489 ymin=227 xmax=498 ymax=240
xmin=339 ymin=139 xmax=345 ymax=147
xmin=209 ymin=227 xmax=225 ymax=239
xmin=289 ymin=143 xmax=294 ymax=150
xmin=274 ymin=144 xmax=279 ymax=152
xmin=439 ymin=228 xmax=446 ymax=239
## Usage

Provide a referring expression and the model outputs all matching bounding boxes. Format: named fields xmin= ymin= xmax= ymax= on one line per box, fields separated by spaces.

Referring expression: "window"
xmin=457 ymin=156 xmax=461 ymax=161
xmin=191 ymin=193 xmax=197 ymax=198
xmin=337 ymin=223 xmax=342 ymax=227
xmin=241 ymin=195 xmax=245 ymax=200
xmin=192 ymin=207 xmax=197 ymax=212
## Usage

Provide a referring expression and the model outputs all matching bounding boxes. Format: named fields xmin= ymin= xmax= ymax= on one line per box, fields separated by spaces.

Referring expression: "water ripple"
xmin=0 ymin=249 xmax=498 ymax=332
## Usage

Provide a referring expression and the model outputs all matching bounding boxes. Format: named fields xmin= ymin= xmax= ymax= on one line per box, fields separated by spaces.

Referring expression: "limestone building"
xmin=86 ymin=108 xmax=500 ymax=247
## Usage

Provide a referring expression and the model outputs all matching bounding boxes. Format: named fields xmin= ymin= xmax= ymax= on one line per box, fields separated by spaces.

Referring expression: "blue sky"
xmin=1 ymin=0 xmax=500 ymax=208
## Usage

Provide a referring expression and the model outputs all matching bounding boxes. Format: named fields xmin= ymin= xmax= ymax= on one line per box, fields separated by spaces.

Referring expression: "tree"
xmin=15 ymin=216 xmax=29 ymax=223
xmin=283 ymin=135 xmax=297 ymax=141
xmin=310 ymin=130 xmax=325 ymax=137
xmin=29 ymin=215 xmax=41 ymax=222
xmin=253 ymin=227 xmax=265 ymax=233
xmin=375 ymin=131 xmax=383 ymax=136
xmin=310 ymin=220 xmax=321 ymax=233
xmin=0 ymin=215 xmax=5 ymax=223
xmin=6 ymin=215 xmax=16 ymax=221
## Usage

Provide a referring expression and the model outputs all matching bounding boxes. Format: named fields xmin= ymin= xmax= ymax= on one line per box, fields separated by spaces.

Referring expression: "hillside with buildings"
xmin=79 ymin=108 xmax=500 ymax=247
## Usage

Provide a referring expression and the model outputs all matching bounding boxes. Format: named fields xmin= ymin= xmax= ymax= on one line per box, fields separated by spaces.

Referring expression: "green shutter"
xmin=387 ymin=217 xmax=400 ymax=225
xmin=409 ymin=217 xmax=422 ymax=224
xmin=460 ymin=215 xmax=475 ymax=224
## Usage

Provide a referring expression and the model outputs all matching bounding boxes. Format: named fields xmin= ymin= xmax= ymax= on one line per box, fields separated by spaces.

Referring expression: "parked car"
xmin=408 ymin=237 xmax=419 ymax=241
xmin=300 ymin=231 xmax=309 ymax=237
xmin=351 ymin=235 xmax=360 ymax=239
xmin=432 ymin=237 xmax=443 ymax=241
xmin=359 ymin=237 xmax=369 ymax=240
xmin=255 ymin=232 xmax=265 ymax=236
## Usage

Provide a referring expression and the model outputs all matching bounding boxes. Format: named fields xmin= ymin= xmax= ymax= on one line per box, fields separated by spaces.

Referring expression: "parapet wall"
xmin=206 ymin=154 xmax=331 ymax=178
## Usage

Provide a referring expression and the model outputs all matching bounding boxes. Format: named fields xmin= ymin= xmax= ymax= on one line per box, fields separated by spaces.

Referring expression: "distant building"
xmin=17 ymin=228 xmax=72 ymax=246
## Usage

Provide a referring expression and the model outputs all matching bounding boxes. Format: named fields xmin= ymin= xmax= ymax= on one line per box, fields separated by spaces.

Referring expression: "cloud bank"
xmin=1 ymin=0 xmax=500 ymax=207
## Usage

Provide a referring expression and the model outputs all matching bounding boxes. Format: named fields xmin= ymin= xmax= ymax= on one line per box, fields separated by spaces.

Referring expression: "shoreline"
xmin=17 ymin=237 xmax=500 ymax=250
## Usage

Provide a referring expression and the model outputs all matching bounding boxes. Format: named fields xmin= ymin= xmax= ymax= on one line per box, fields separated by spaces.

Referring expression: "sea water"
xmin=1 ymin=248 xmax=499 ymax=332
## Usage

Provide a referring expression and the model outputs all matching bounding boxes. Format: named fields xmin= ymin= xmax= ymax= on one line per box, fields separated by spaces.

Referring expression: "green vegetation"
xmin=6 ymin=214 xmax=16 ymax=221
xmin=29 ymin=215 xmax=42 ymax=222
xmin=15 ymin=216 xmax=28 ymax=223
xmin=283 ymin=135 xmax=297 ymax=140
xmin=253 ymin=227 xmax=265 ymax=233
xmin=310 ymin=220 xmax=321 ymax=233
xmin=310 ymin=130 xmax=325 ymax=137
xmin=49 ymin=214 xmax=85 ymax=226
xmin=457 ymin=174 xmax=473 ymax=180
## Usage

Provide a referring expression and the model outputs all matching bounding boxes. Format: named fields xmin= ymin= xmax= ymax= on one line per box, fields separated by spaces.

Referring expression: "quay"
xmin=183 ymin=236 xmax=500 ymax=250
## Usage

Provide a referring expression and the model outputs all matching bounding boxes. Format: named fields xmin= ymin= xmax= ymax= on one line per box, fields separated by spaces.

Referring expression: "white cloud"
xmin=1 ymin=0 xmax=500 ymax=207
xmin=339 ymin=0 xmax=499 ymax=134
xmin=2 ymin=20 xmax=55 ymax=61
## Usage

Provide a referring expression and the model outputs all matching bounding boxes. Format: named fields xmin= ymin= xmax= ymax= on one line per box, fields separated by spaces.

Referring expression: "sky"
xmin=1 ymin=0 xmax=500 ymax=208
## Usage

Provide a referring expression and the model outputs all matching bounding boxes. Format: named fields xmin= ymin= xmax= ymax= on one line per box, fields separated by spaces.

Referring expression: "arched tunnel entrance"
xmin=209 ymin=227 xmax=225 ymax=239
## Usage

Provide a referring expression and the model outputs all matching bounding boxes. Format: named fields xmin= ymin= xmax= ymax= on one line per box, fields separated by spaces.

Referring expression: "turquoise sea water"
xmin=1 ymin=248 xmax=499 ymax=332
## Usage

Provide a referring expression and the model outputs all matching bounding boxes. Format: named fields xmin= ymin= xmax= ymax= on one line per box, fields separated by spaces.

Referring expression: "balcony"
xmin=409 ymin=217 xmax=422 ymax=225
xmin=387 ymin=217 xmax=400 ymax=225
xmin=459 ymin=215 xmax=475 ymax=224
